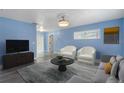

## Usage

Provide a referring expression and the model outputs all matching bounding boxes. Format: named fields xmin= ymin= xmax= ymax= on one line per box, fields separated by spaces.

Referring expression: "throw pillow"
xmin=110 ymin=56 xmax=116 ymax=65
xmin=111 ymin=61 xmax=119 ymax=77
xmin=104 ymin=62 xmax=112 ymax=74
xmin=116 ymin=55 xmax=124 ymax=62
xmin=98 ymin=62 xmax=105 ymax=70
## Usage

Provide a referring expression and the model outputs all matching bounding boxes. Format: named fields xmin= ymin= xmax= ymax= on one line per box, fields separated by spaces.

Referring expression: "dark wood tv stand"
xmin=2 ymin=51 xmax=34 ymax=69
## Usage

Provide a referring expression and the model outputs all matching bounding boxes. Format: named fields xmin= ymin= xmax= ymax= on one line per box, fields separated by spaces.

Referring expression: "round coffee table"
xmin=51 ymin=56 xmax=74 ymax=72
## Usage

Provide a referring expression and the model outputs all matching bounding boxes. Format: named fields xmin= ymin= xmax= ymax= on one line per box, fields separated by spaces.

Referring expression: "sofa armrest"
xmin=77 ymin=50 xmax=83 ymax=57
xmin=72 ymin=50 xmax=76 ymax=58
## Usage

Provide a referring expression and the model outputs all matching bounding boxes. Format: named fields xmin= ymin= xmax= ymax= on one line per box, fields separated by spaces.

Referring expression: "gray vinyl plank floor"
xmin=0 ymin=67 xmax=25 ymax=83
xmin=0 ymin=56 xmax=50 ymax=83
xmin=0 ymin=72 xmax=25 ymax=83
xmin=0 ymin=56 xmax=98 ymax=83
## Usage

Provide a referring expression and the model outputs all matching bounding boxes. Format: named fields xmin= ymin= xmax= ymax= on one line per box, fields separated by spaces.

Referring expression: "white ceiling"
xmin=0 ymin=9 xmax=124 ymax=31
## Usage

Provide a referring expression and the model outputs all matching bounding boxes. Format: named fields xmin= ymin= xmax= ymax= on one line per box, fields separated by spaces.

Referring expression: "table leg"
xmin=58 ymin=65 xmax=66 ymax=72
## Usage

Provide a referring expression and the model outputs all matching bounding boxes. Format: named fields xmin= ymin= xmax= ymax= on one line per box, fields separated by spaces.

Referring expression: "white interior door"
xmin=36 ymin=32 xmax=44 ymax=58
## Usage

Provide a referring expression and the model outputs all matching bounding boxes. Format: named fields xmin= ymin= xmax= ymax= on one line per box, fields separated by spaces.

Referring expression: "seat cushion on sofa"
xmin=67 ymin=75 xmax=90 ymax=83
xmin=106 ymin=76 xmax=118 ymax=83
xmin=119 ymin=80 xmax=124 ymax=83
xmin=119 ymin=61 xmax=124 ymax=82
xmin=119 ymin=59 xmax=124 ymax=69
xmin=93 ymin=69 xmax=109 ymax=83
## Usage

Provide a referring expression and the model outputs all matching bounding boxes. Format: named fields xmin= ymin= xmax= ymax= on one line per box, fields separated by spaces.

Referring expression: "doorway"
xmin=36 ymin=32 xmax=44 ymax=58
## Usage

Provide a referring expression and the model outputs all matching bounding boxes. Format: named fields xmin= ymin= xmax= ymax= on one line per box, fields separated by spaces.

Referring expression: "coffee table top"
xmin=51 ymin=56 xmax=74 ymax=66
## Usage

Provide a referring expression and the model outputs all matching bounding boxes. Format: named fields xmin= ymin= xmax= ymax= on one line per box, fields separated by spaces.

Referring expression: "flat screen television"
xmin=6 ymin=40 xmax=29 ymax=53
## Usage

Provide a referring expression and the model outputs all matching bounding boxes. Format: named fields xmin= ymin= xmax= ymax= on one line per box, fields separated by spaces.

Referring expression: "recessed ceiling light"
xmin=36 ymin=24 xmax=46 ymax=32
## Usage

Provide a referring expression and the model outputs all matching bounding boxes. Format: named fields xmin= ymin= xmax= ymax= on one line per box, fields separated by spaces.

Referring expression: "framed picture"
xmin=74 ymin=29 xmax=100 ymax=40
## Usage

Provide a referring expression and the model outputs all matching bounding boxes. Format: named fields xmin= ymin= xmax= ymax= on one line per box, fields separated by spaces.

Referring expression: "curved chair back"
xmin=79 ymin=46 xmax=96 ymax=54
xmin=62 ymin=46 xmax=76 ymax=52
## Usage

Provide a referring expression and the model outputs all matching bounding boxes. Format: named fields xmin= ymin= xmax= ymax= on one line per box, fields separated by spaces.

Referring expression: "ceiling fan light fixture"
xmin=58 ymin=20 xmax=69 ymax=27
xmin=58 ymin=16 xmax=69 ymax=27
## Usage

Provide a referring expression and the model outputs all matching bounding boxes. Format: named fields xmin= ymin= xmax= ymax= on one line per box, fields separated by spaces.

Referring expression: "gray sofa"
xmin=67 ymin=75 xmax=90 ymax=83
xmin=93 ymin=55 xmax=124 ymax=83
xmin=67 ymin=55 xmax=124 ymax=83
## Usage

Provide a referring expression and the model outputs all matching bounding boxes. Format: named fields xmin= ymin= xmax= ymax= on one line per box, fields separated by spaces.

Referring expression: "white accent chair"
xmin=60 ymin=46 xmax=77 ymax=59
xmin=77 ymin=46 xmax=96 ymax=64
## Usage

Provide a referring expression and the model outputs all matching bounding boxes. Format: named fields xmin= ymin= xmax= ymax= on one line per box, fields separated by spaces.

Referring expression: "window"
xmin=104 ymin=26 xmax=119 ymax=44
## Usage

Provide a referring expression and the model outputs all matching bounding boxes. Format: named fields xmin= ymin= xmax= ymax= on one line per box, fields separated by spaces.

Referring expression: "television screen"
xmin=6 ymin=40 xmax=29 ymax=53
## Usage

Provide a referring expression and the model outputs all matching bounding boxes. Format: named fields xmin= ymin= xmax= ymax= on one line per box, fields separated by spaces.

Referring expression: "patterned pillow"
xmin=104 ymin=62 xmax=112 ymax=74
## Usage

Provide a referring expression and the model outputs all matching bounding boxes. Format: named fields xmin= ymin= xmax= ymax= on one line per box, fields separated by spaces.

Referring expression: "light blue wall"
xmin=0 ymin=17 xmax=123 ymax=63
xmin=47 ymin=18 xmax=124 ymax=59
xmin=0 ymin=17 xmax=36 ymax=64
xmin=122 ymin=18 xmax=124 ymax=56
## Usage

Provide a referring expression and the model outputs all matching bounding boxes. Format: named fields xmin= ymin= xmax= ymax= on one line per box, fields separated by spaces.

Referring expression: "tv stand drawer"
xmin=2 ymin=51 xmax=34 ymax=69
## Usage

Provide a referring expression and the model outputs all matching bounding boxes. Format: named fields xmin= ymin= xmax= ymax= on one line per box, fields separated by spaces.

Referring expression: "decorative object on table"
xmin=57 ymin=56 xmax=63 ymax=59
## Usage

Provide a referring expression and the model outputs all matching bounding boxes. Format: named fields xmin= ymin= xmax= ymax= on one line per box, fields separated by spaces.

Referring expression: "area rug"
xmin=17 ymin=60 xmax=97 ymax=83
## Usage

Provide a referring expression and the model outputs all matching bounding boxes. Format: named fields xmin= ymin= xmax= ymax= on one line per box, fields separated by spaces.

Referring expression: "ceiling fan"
xmin=58 ymin=14 xmax=70 ymax=27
